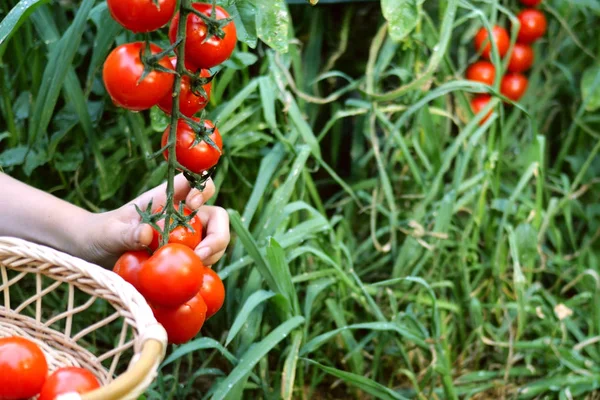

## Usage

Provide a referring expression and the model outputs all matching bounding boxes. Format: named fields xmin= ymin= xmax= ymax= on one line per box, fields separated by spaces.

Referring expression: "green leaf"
xmin=581 ymin=64 xmax=600 ymax=111
xmin=381 ymin=0 xmax=419 ymax=42
xmin=281 ymin=332 xmax=302 ymax=400
xmin=210 ymin=316 xmax=305 ymax=400
xmin=161 ymin=337 xmax=237 ymax=367
xmin=0 ymin=0 xmax=50 ymax=58
xmin=28 ymin=0 xmax=94 ymax=146
xmin=255 ymin=0 xmax=290 ymax=53
xmin=226 ymin=290 xmax=276 ymax=346
xmin=220 ymin=0 xmax=258 ymax=48
xmin=303 ymin=359 xmax=409 ymax=400
xmin=0 ymin=147 xmax=27 ymax=168
xmin=266 ymin=238 xmax=300 ymax=314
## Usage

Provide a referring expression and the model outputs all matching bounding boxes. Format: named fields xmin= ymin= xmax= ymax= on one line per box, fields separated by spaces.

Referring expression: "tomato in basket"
xmin=0 ymin=336 xmax=48 ymax=399
xmin=38 ymin=366 xmax=101 ymax=400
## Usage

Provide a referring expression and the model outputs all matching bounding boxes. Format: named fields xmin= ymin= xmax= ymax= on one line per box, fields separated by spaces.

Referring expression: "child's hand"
xmin=83 ymin=174 xmax=230 ymax=268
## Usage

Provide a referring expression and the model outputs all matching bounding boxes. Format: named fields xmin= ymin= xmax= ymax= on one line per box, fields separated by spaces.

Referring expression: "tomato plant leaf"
xmin=221 ymin=0 xmax=258 ymax=48
xmin=0 ymin=146 xmax=27 ymax=168
xmin=0 ymin=0 xmax=50 ymax=58
xmin=255 ymin=0 xmax=290 ymax=53
xmin=581 ymin=64 xmax=600 ymax=112
xmin=381 ymin=0 xmax=419 ymax=42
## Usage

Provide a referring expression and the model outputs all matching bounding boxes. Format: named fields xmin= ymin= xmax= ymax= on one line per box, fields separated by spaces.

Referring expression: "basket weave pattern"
xmin=0 ymin=237 xmax=168 ymax=400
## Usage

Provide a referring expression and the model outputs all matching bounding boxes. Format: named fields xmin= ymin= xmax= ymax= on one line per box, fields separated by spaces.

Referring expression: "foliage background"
xmin=1 ymin=0 xmax=600 ymax=398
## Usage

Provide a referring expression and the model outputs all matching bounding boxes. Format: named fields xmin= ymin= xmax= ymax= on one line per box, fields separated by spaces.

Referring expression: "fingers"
xmin=195 ymin=205 xmax=230 ymax=266
xmin=186 ymin=178 xmax=216 ymax=210
xmin=130 ymin=174 xmax=192 ymax=210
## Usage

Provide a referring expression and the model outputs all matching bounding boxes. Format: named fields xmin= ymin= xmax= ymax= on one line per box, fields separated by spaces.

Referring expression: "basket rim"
xmin=0 ymin=236 xmax=167 ymax=400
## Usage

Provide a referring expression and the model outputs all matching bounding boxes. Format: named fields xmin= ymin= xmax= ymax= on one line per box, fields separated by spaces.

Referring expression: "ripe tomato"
xmin=470 ymin=95 xmax=493 ymax=124
xmin=161 ymin=119 xmax=223 ymax=174
xmin=198 ymin=267 xmax=225 ymax=319
xmin=519 ymin=0 xmax=542 ymax=5
xmin=152 ymin=291 xmax=208 ymax=344
xmin=0 ymin=337 xmax=48 ymax=399
xmin=38 ymin=367 xmax=100 ymax=400
xmin=507 ymin=43 xmax=534 ymax=73
xmin=158 ymin=58 xmax=212 ymax=117
xmin=149 ymin=205 xmax=203 ymax=251
xmin=169 ymin=3 xmax=237 ymax=69
xmin=501 ymin=73 xmax=528 ymax=101
xmin=517 ymin=9 xmax=547 ymax=44
xmin=107 ymin=0 xmax=176 ymax=33
xmin=138 ymin=244 xmax=204 ymax=307
xmin=466 ymin=61 xmax=496 ymax=86
xmin=113 ymin=250 xmax=150 ymax=290
xmin=103 ymin=42 xmax=174 ymax=111
xmin=474 ymin=25 xmax=510 ymax=59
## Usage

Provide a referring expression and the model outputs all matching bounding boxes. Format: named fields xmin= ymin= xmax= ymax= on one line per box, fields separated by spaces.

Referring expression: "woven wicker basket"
xmin=0 ymin=237 xmax=168 ymax=400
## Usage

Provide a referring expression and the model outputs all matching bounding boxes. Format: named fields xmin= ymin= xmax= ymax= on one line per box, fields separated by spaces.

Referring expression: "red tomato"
xmin=113 ymin=250 xmax=150 ymax=290
xmin=152 ymin=291 xmax=208 ymax=344
xmin=474 ymin=25 xmax=510 ymax=59
xmin=465 ymin=61 xmax=496 ymax=85
xmin=517 ymin=9 xmax=547 ymax=44
xmin=161 ymin=119 xmax=223 ymax=174
xmin=519 ymin=0 xmax=542 ymax=5
xmin=158 ymin=57 xmax=212 ymax=117
xmin=103 ymin=42 xmax=174 ymax=111
xmin=149 ymin=205 xmax=203 ymax=251
xmin=198 ymin=267 xmax=225 ymax=318
xmin=471 ymin=95 xmax=493 ymax=124
xmin=38 ymin=367 xmax=100 ymax=400
xmin=507 ymin=43 xmax=534 ymax=73
xmin=107 ymin=0 xmax=176 ymax=33
xmin=138 ymin=244 xmax=204 ymax=307
xmin=169 ymin=3 xmax=237 ymax=69
xmin=0 ymin=337 xmax=48 ymax=399
xmin=501 ymin=73 xmax=529 ymax=101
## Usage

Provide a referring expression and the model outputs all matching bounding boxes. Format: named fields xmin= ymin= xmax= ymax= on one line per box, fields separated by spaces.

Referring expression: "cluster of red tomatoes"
xmin=113 ymin=207 xmax=225 ymax=344
xmin=0 ymin=337 xmax=100 ymax=399
xmin=103 ymin=0 xmax=237 ymax=174
xmin=468 ymin=0 xmax=547 ymax=121
xmin=103 ymin=0 xmax=235 ymax=345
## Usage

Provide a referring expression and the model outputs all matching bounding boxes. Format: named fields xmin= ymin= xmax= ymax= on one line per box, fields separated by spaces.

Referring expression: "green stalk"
xmin=161 ymin=0 xmax=193 ymax=246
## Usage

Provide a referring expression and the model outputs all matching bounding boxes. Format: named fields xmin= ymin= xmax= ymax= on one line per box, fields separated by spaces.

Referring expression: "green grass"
xmin=1 ymin=0 xmax=600 ymax=399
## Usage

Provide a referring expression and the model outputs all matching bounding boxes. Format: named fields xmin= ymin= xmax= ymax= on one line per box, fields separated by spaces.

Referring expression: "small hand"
xmin=84 ymin=174 xmax=230 ymax=268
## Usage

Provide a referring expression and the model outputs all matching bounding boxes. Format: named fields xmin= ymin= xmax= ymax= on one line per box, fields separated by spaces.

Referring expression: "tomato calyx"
xmin=135 ymin=200 xmax=200 ymax=248
xmin=137 ymin=40 xmax=180 ymax=84
xmin=183 ymin=69 xmax=214 ymax=99
xmin=183 ymin=166 xmax=217 ymax=191
xmin=182 ymin=116 xmax=222 ymax=152
xmin=184 ymin=3 xmax=234 ymax=42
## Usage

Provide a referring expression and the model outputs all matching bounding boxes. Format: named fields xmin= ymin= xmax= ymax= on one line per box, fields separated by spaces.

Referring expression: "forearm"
xmin=0 ymin=173 xmax=92 ymax=255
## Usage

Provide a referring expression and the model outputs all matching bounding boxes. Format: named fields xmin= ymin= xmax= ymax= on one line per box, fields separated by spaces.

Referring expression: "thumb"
xmin=113 ymin=221 xmax=154 ymax=252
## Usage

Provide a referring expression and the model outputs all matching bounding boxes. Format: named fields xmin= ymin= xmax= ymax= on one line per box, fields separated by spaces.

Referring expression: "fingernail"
xmin=134 ymin=226 xmax=144 ymax=243
xmin=196 ymin=247 xmax=211 ymax=260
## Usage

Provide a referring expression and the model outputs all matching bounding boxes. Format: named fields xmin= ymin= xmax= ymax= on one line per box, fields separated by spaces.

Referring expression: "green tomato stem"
xmin=161 ymin=0 xmax=192 ymax=247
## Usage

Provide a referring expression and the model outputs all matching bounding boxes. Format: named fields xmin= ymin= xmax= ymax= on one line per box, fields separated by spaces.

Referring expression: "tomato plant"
xmin=517 ymin=9 xmax=547 ymax=44
xmin=198 ymin=266 xmax=225 ymax=319
xmin=103 ymin=42 xmax=174 ymax=111
xmin=152 ymin=291 xmax=208 ymax=344
xmin=501 ymin=73 xmax=529 ymax=101
xmin=466 ymin=61 xmax=496 ymax=85
xmin=113 ymin=250 xmax=150 ymax=290
xmin=507 ymin=43 xmax=534 ymax=73
xmin=149 ymin=205 xmax=203 ymax=251
xmin=161 ymin=119 xmax=223 ymax=174
xmin=138 ymin=243 xmax=204 ymax=307
xmin=474 ymin=25 xmax=510 ymax=59
xmin=38 ymin=367 xmax=100 ymax=400
xmin=158 ymin=57 xmax=212 ymax=117
xmin=107 ymin=0 xmax=176 ymax=33
xmin=0 ymin=337 xmax=48 ymax=399
xmin=471 ymin=95 xmax=493 ymax=123
xmin=169 ymin=3 xmax=237 ymax=69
